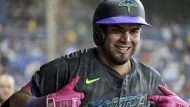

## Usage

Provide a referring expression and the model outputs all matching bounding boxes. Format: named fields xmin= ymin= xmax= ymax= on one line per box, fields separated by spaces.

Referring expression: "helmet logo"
xmin=119 ymin=0 xmax=138 ymax=13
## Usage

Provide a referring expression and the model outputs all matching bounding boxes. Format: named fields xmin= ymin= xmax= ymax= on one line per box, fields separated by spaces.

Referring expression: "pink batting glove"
xmin=47 ymin=76 xmax=84 ymax=107
xmin=148 ymin=84 xmax=189 ymax=107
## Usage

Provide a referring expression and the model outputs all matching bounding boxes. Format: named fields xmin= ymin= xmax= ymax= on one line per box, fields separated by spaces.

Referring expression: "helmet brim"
xmin=96 ymin=16 xmax=151 ymax=26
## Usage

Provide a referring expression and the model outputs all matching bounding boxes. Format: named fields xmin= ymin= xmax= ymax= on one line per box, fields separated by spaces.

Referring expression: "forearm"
xmin=9 ymin=83 xmax=46 ymax=107
xmin=9 ymin=92 xmax=46 ymax=107
xmin=9 ymin=92 xmax=32 ymax=107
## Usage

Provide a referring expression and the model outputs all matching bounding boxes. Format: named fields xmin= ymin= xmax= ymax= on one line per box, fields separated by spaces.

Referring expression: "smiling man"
xmin=3 ymin=0 xmax=190 ymax=107
xmin=101 ymin=24 xmax=141 ymax=64
xmin=97 ymin=24 xmax=141 ymax=77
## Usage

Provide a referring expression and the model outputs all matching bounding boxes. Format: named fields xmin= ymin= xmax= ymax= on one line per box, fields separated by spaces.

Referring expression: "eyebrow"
xmin=110 ymin=25 xmax=141 ymax=31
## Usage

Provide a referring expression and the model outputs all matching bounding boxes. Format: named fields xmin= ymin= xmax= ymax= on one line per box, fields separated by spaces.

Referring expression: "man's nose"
xmin=121 ymin=32 xmax=131 ymax=42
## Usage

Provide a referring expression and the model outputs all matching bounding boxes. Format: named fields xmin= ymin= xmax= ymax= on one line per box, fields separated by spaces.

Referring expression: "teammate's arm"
xmin=9 ymin=87 xmax=34 ymax=107
xmin=3 ymin=76 xmax=84 ymax=107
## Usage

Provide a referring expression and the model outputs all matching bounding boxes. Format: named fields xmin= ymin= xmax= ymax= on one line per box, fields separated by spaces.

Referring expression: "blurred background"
xmin=0 ymin=0 xmax=189 ymax=104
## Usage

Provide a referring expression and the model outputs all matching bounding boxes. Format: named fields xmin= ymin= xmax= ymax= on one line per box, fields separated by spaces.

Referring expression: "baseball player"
xmin=1 ymin=0 xmax=190 ymax=107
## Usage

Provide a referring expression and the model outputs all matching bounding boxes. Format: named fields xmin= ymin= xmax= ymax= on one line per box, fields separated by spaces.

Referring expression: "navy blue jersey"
xmin=32 ymin=48 xmax=166 ymax=107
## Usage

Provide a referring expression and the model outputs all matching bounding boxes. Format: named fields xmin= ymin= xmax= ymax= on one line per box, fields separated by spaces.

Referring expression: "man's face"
xmin=0 ymin=76 xmax=15 ymax=102
xmin=101 ymin=24 xmax=141 ymax=65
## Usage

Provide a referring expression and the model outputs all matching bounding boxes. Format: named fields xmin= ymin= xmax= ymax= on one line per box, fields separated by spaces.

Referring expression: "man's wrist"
xmin=26 ymin=96 xmax=47 ymax=107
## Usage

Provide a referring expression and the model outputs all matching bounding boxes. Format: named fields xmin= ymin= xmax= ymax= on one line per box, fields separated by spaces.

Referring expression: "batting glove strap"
xmin=47 ymin=95 xmax=79 ymax=107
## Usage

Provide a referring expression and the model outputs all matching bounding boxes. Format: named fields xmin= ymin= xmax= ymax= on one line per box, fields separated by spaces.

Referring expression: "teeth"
xmin=118 ymin=47 xmax=129 ymax=50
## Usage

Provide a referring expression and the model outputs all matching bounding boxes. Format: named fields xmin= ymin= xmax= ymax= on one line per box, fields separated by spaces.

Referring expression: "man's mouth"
xmin=118 ymin=47 xmax=130 ymax=50
xmin=116 ymin=46 xmax=131 ymax=53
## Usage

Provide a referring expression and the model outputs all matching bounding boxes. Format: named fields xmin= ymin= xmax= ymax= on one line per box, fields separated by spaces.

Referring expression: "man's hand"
xmin=148 ymin=84 xmax=189 ymax=107
xmin=47 ymin=76 xmax=84 ymax=107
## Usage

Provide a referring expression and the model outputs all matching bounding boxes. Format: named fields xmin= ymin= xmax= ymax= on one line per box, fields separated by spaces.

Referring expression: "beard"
xmin=101 ymin=43 xmax=134 ymax=65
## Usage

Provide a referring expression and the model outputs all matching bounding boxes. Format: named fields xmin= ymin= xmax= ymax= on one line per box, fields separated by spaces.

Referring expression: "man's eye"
xmin=130 ymin=30 xmax=139 ymax=34
xmin=112 ymin=28 xmax=122 ymax=32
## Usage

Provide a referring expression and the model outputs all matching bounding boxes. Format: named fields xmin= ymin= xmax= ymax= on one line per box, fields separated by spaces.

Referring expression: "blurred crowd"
xmin=0 ymin=0 xmax=190 ymax=104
